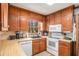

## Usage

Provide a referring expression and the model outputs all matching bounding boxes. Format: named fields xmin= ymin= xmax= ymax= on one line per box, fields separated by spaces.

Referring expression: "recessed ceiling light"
xmin=46 ymin=3 xmax=54 ymax=6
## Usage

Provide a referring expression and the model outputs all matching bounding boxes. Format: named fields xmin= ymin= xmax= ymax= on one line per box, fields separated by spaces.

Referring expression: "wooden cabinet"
xmin=54 ymin=11 xmax=62 ymax=24
xmin=39 ymin=38 xmax=46 ymax=52
xmin=1 ymin=3 xmax=8 ymax=31
xmin=8 ymin=5 xmax=20 ymax=31
xmin=32 ymin=39 xmax=40 ymax=55
xmin=62 ymin=6 xmax=73 ymax=32
xmin=30 ymin=12 xmax=37 ymax=21
xmin=30 ymin=12 xmax=43 ymax=22
xmin=37 ymin=15 xmax=43 ymax=22
xmin=49 ymin=14 xmax=55 ymax=25
xmin=20 ymin=9 xmax=29 ymax=31
xmin=9 ymin=5 xmax=30 ymax=31
xmin=42 ymin=16 xmax=46 ymax=31
xmin=46 ymin=6 xmax=73 ymax=32
xmin=45 ymin=16 xmax=50 ymax=31
xmin=32 ymin=39 xmax=46 ymax=55
xmin=49 ymin=11 xmax=62 ymax=25
xmin=8 ymin=5 xmax=44 ymax=31
xmin=59 ymin=40 xmax=72 ymax=56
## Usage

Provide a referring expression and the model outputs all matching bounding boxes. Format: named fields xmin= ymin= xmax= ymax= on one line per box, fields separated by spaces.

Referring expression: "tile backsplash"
xmin=0 ymin=31 xmax=15 ymax=40
xmin=65 ymin=32 xmax=73 ymax=38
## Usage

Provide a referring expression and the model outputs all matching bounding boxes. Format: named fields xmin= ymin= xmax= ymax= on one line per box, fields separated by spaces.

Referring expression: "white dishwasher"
xmin=20 ymin=40 xmax=32 ymax=56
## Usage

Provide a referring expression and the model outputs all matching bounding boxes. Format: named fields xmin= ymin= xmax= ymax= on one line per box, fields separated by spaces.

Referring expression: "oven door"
xmin=47 ymin=38 xmax=58 ymax=51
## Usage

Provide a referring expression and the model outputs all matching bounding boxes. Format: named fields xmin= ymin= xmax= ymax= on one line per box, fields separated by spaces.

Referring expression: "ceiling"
xmin=10 ymin=3 xmax=74 ymax=15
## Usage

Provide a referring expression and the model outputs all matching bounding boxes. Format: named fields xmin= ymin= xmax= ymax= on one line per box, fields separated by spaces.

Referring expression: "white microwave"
xmin=49 ymin=24 xmax=62 ymax=32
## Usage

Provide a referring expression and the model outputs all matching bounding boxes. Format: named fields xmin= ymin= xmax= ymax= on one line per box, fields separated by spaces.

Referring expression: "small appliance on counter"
xmin=15 ymin=31 xmax=24 ymax=39
xmin=42 ymin=31 xmax=49 ymax=36
xmin=9 ymin=35 xmax=16 ymax=40
xmin=16 ymin=31 xmax=20 ymax=39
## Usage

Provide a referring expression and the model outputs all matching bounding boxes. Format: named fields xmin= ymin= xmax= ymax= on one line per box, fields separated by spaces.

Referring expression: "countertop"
xmin=0 ymin=37 xmax=44 ymax=56
xmin=0 ymin=36 xmax=72 ymax=56
xmin=15 ymin=38 xmax=41 ymax=42
xmin=15 ymin=36 xmax=47 ymax=42
xmin=0 ymin=37 xmax=46 ymax=56
xmin=47 ymin=37 xmax=73 ymax=43
xmin=59 ymin=39 xmax=73 ymax=43
xmin=0 ymin=40 xmax=26 ymax=56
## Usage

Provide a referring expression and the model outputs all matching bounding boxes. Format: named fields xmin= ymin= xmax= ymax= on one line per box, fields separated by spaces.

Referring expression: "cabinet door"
xmin=20 ymin=9 xmax=29 ymax=31
xmin=39 ymin=38 xmax=46 ymax=52
xmin=8 ymin=6 xmax=20 ymax=31
xmin=62 ymin=15 xmax=72 ymax=32
xmin=59 ymin=45 xmax=69 ymax=56
xmin=1 ymin=3 xmax=8 ymax=31
xmin=31 ymin=12 xmax=43 ymax=22
xmin=59 ymin=41 xmax=71 ymax=56
xmin=36 ymin=14 xmax=43 ymax=22
xmin=62 ymin=6 xmax=73 ymax=32
xmin=32 ymin=40 xmax=40 ymax=55
xmin=46 ymin=16 xmax=49 ymax=31
xmin=55 ymin=11 xmax=62 ymax=24
xmin=30 ymin=12 xmax=38 ymax=21
xmin=42 ymin=16 xmax=46 ymax=31
xmin=49 ymin=14 xmax=55 ymax=25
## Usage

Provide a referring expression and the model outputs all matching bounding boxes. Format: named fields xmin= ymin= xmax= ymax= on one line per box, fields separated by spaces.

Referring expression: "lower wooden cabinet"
xmin=32 ymin=38 xmax=46 ymax=55
xmin=59 ymin=40 xmax=72 ymax=56
xmin=32 ymin=39 xmax=40 ymax=55
xmin=39 ymin=39 xmax=46 ymax=52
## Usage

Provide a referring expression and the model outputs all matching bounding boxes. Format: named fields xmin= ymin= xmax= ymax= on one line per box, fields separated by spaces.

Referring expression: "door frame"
xmin=76 ymin=14 xmax=79 ymax=56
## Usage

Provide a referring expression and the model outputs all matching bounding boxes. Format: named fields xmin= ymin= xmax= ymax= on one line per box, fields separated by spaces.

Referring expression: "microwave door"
xmin=49 ymin=24 xmax=61 ymax=32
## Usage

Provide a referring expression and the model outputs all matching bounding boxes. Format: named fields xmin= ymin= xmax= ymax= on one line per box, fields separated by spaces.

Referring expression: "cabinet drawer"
xmin=32 ymin=39 xmax=40 ymax=43
xmin=59 ymin=41 xmax=69 ymax=46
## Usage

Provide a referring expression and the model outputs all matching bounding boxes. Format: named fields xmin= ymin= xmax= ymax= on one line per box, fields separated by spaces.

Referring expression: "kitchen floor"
xmin=34 ymin=51 xmax=53 ymax=56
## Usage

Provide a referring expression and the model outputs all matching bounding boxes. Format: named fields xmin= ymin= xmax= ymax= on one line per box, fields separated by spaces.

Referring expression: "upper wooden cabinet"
xmin=9 ymin=5 xmax=30 ymax=31
xmin=45 ymin=16 xmax=50 ymax=31
xmin=30 ymin=12 xmax=43 ymax=22
xmin=8 ymin=5 xmax=20 ymax=31
xmin=54 ymin=11 xmax=62 ymax=24
xmin=46 ymin=6 xmax=73 ymax=32
xmin=8 ymin=5 xmax=44 ymax=32
xmin=1 ymin=3 xmax=8 ymax=31
xmin=49 ymin=11 xmax=62 ymax=25
xmin=42 ymin=16 xmax=46 ymax=31
xmin=61 ymin=6 xmax=73 ymax=32
xmin=20 ymin=9 xmax=29 ymax=31
xmin=49 ymin=14 xmax=55 ymax=25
